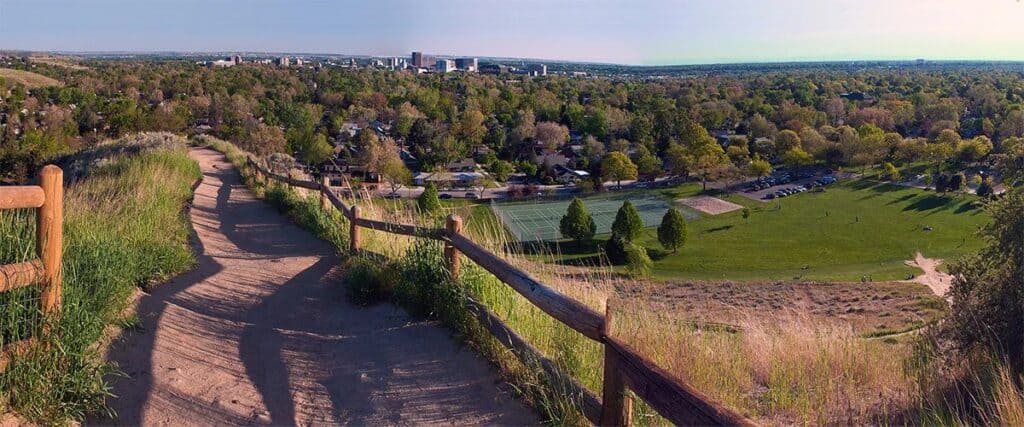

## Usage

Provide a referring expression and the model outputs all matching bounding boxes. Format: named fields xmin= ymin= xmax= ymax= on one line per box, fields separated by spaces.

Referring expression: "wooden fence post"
xmin=349 ymin=205 xmax=361 ymax=253
xmin=320 ymin=176 xmax=330 ymax=211
xmin=37 ymin=165 xmax=63 ymax=316
xmin=600 ymin=304 xmax=632 ymax=426
xmin=445 ymin=215 xmax=463 ymax=280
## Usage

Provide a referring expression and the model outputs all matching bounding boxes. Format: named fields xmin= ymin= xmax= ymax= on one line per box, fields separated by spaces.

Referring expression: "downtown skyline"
xmin=2 ymin=0 xmax=1024 ymax=65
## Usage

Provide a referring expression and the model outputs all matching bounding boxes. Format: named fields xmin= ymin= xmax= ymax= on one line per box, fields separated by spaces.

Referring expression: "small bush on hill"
xmin=418 ymin=183 xmax=441 ymax=214
xmin=624 ymin=244 xmax=653 ymax=278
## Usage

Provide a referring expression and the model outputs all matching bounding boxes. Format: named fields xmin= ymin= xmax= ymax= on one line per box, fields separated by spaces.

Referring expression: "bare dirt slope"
xmin=905 ymin=252 xmax=953 ymax=298
xmin=92 ymin=148 xmax=536 ymax=426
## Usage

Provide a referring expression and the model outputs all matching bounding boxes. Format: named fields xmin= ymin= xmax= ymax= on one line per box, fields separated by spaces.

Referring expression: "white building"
xmin=435 ymin=59 xmax=456 ymax=73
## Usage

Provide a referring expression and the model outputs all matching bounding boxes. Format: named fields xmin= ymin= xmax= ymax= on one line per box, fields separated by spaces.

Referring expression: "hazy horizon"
xmin=2 ymin=0 xmax=1024 ymax=66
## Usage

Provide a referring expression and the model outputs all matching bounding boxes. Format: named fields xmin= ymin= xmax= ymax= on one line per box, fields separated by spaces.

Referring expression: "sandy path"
xmin=905 ymin=252 xmax=953 ymax=298
xmin=91 ymin=148 xmax=536 ymax=426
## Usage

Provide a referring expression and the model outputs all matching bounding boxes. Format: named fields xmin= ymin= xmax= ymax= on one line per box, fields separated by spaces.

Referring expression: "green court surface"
xmin=491 ymin=193 xmax=691 ymax=242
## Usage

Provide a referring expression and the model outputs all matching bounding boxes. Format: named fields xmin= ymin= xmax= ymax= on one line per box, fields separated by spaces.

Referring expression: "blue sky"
xmin=2 ymin=0 xmax=1024 ymax=65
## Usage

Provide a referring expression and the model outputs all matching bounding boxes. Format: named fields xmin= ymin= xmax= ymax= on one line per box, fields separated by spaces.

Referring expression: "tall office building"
xmin=436 ymin=59 xmax=456 ymax=73
xmin=455 ymin=57 xmax=478 ymax=72
xmin=411 ymin=51 xmax=424 ymax=68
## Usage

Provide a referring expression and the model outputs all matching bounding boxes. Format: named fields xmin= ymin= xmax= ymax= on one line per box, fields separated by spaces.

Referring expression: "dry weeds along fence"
xmin=247 ymin=157 xmax=753 ymax=427
xmin=0 ymin=166 xmax=63 ymax=369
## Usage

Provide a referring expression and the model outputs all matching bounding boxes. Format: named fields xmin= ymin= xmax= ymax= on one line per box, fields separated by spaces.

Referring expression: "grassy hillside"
xmin=0 ymin=68 xmax=61 ymax=88
xmin=0 ymin=134 xmax=200 ymax=423
xmin=521 ymin=181 xmax=988 ymax=282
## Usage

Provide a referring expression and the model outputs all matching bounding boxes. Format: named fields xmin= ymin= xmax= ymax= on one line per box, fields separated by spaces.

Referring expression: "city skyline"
xmin=2 ymin=0 xmax=1024 ymax=65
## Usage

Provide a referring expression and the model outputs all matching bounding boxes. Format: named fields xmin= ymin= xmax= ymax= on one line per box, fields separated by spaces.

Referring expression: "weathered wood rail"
xmin=0 ymin=165 xmax=64 ymax=369
xmin=247 ymin=157 xmax=754 ymax=426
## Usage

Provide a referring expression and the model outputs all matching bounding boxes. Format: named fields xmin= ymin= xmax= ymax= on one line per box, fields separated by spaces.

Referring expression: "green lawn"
xmin=522 ymin=180 xmax=989 ymax=282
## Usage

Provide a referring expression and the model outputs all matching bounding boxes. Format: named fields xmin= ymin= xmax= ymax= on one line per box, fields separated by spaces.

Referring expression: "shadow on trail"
xmin=93 ymin=149 xmax=535 ymax=426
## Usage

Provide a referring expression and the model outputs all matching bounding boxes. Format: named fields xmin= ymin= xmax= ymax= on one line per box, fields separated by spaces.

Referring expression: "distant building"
xmin=479 ymin=64 xmax=508 ymax=74
xmin=446 ymin=158 xmax=477 ymax=172
xmin=436 ymin=59 xmax=456 ymax=73
xmin=411 ymin=51 xmax=424 ymax=68
xmin=526 ymin=63 xmax=547 ymax=76
xmin=208 ymin=59 xmax=235 ymax=68
xmin=455 ymin=57 xmax=478 ymax=72
xmin=413 ymin=172 xmax=485 ymax=188
xmin=232 ymin=55 xmax=242 ymax=65
xmin=277 ymin=56 xmax=291 ymax=67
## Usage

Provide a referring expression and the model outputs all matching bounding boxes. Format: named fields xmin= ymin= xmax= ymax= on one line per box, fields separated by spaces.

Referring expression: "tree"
xmin=955 ymin=136 xmax=993 ymax=165
xmin=943 ymin=190 xmax=1024 ymax=373
xmin=417 ymin=183 xmax=441 ymax=214
xmin=624 ymin=244 xmax=653 ymax=278
xmin=611 ymin=201 xmax=644 ymax=242
xmin=535 ymin=121 xmax=569 ymax=150
xmin=782 ymin=147 xmax=813 ymax=170
xmin=775 ymin=129 xmax=802 ymax=152
xmin=663 ymin=143 xmax=690 ymax=177
xmin=601 ymin=152 xmax=638 ymax=189
xmin=246 ymin=123 xmax=287 ymax=156
xmin=394 ymin=102 xmax=424 ymax=138
xmin=559 ymin=198 xmax=596 ymax=243
xmin=633 ymin=145 xmax=662 ymax=180
xmin=882 ymin=162 xmax=901 ymax=182
xmin=456 ymin=109 xmax=487 ymax=146
xmin=490 ymin=160 xmax=514 ymax=182
xmin=742 ymin=207 xmax=751 ymax=220
xmin=976 ymin=177 xmax=995 ymax=198
xmin=381 ymin=158 xmax=412 ymax=194
xmin=686 ymin=133 xmax=729 ymax=190
xmin=657 ymin=208 xmax=687 ymax=253
xmin=288 ymin=128 xmax=333 ymax=165
xmin=747 ymin=157 xmax=772 ymax=178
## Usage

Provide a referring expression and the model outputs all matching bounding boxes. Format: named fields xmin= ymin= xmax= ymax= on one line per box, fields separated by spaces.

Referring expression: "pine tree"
xmin=611 ymin=201 xmax=644 ymax=242
xmin=417 ymin=183 xmax=441 ymax=213
xmin=559 ymin=198 xmax=596 ymax=242
xmin=657 ymin=208 xmax=687 ymax=253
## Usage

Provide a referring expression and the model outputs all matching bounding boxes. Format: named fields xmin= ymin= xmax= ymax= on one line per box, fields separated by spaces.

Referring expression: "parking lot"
xmin=736 ymin=170 xmax=838 ymax=202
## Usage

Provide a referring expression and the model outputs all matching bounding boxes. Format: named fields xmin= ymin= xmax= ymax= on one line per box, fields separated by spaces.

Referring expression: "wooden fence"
xmin=0 ymin=165 xmax=64 ymax=369
xmin=247 ymin=158 xmax=754 ymax=426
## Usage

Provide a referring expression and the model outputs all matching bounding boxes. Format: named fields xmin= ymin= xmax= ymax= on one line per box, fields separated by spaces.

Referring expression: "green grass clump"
xmin=342 ymin=256 xmax=396 ymax=306
xmin=0 ymin=145 xmax=200 ymax=423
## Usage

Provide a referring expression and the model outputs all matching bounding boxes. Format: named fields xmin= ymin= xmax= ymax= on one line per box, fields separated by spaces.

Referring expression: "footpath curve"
xmin=93 ymin=148 xmax=536 ymax=426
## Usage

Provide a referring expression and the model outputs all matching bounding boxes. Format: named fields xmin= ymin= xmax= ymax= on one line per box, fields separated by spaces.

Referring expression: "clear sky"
xmin=2 ymin=0 xmax=1023 ymax=65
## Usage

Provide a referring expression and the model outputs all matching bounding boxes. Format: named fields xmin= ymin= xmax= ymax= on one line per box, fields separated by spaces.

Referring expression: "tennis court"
xmin=492 ymin=193 xmax=694 ymax=242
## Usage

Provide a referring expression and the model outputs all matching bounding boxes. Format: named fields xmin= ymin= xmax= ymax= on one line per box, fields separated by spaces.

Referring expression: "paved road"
xmin=93 ymin=148 xmax=537 ymax=426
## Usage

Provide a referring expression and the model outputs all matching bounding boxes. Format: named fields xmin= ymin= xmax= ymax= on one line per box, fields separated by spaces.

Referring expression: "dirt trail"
xmin=92 ymin=148 xmax=536 ymax=426
xmin=905 ymin=252 xmax=953 ymax=298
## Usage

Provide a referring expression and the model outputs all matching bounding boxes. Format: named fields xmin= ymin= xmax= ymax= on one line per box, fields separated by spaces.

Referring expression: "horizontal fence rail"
xmin=245 ymin=155 xmax=753 ymax=426
xmin=0 ymin=165 xmax=64 ymax=371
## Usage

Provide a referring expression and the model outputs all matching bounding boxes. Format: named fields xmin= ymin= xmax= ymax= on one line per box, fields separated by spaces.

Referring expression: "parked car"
xmin=439 ymin=193 xmax=453 ymax=200
xmin=384 ymin=192 xmax=401 ymax=199
xmin=465 ymin=192 xmax=479 ymax=199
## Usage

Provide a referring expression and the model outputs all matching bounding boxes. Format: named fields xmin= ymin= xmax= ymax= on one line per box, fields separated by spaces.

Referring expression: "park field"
xmin=489 ymin=179 xmax=989 ymax=282
xmin=0 ymin=68 xmax=62 ymax=88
